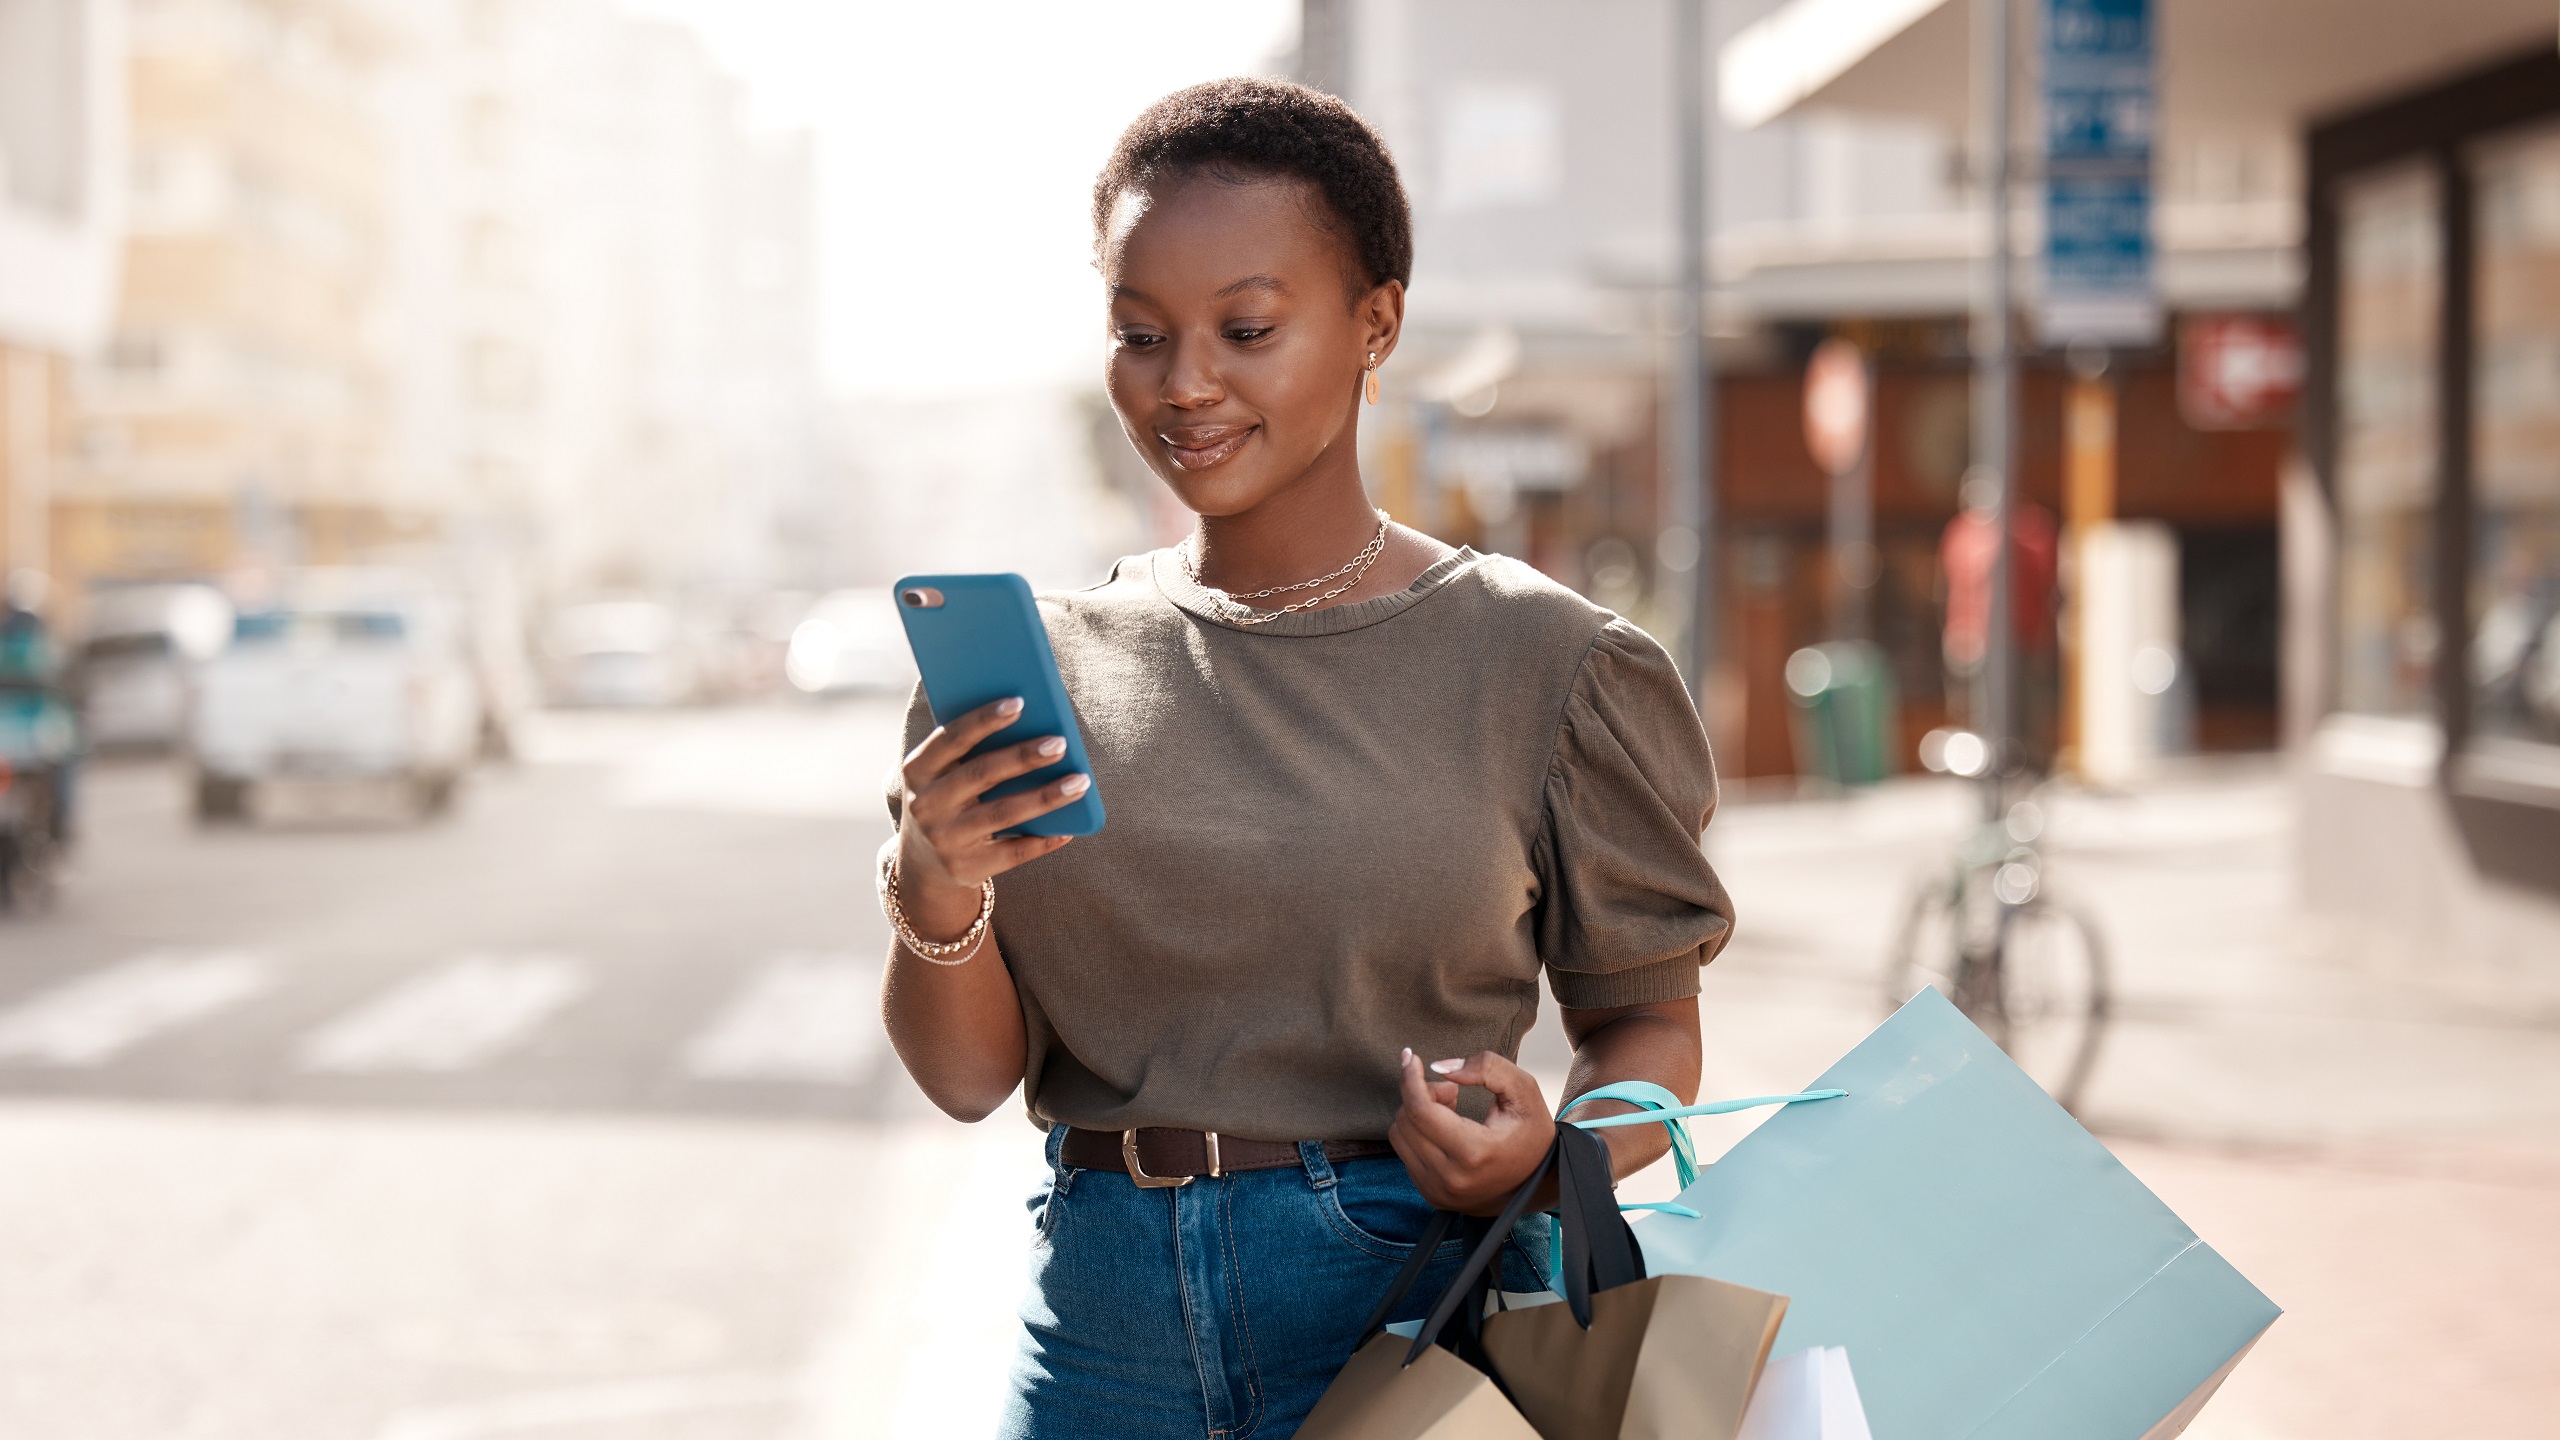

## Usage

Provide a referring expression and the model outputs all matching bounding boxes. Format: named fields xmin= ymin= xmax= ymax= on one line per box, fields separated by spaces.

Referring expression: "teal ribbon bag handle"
xmin=1555 ymin=1083 xmax=1849 ymax=1224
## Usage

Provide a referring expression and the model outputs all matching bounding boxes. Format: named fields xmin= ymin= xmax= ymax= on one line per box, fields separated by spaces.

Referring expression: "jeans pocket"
xmin=1028 ymin=1166 xmax=1074 ymax=1247
xmin=1316 ymin=1159 xmax=1462 ymax=1261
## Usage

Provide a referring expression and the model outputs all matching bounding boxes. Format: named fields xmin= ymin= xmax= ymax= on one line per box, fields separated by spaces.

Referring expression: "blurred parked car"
xmin=189 ymin=572 xmax=482 ymax=822
xmin=543 ymin=600 xmax=696 ymax=708
xmin=786 ymin=588 xmax=916 ymax=696
xmin=71 ymin=583 xmax=233 ymax=750
xmin=682 ymin=587 xmax=794 ymax=703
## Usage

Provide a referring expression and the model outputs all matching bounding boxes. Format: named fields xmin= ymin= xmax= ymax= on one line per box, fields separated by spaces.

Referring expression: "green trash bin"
xmin=1785 ymin=639 xmax=1898 ymax=786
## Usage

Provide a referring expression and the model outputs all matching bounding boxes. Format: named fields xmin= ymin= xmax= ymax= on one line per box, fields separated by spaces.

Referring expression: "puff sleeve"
xmin=1534 ymin=620 xmax=1736 ymax=1008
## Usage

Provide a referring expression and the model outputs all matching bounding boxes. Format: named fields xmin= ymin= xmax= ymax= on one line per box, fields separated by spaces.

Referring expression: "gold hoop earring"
xmin=1364 ymin=353 xmax=1381 ymax=406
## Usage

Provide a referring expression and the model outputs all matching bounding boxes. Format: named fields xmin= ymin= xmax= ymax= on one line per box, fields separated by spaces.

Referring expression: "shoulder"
xmin=1445 ymin=552 xmax=1623 ymax=655
xmin=1035 ymin=554 xmax=1168 ymax=629
xmin=1447 ymin=554 xmax=1684 ymax=690
xmin=1442 ymin=558 xmax=1692 ymax=716
xmin=1034 ymin=553 xmax=1208 ymax=689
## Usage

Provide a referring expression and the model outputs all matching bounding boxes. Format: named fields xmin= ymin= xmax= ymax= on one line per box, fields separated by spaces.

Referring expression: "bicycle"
xmin=1882 ymin=739 xmax=2111 ymax=1112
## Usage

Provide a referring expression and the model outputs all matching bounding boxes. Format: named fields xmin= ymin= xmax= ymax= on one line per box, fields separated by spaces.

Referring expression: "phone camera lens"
xmin=900 ymin=590 xmax=924 ymax=607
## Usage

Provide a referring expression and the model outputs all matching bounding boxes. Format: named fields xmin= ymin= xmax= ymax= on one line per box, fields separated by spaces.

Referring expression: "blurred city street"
xmin=0 ymin=701 xmax=2552 ymax=1438
xmin=5 ymin=0 xmax=2560 ymax=1435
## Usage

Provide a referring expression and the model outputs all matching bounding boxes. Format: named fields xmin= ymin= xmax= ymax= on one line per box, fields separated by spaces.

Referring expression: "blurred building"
xmin=0 ymin=0 xmax=125 ymax=594
xmin=1704 ymin=0 xmax=2560 ymax=972
xmin=57 ymin=0 xmax=410 ymax=593
xmin=0 ymin=0 xmax=113 ymax=596
xmin=40 ymin=0 xmax=819 ymax=625
xmin=383 ymin=0 xmax=821 ymax=606
xmin=1305 ymin=0 xmax=2293 ymax=782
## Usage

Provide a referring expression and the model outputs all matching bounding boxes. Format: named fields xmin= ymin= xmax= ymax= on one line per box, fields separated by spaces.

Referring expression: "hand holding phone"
xmin=889 ymin=574 xmax=1103 ymax=925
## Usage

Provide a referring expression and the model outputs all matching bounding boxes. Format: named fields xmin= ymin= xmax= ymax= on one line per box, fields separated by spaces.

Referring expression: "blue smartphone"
xmin=892 ymin=573 xmax=1105 ymax=838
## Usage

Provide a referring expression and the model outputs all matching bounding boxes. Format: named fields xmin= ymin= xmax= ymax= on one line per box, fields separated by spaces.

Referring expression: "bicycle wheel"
xmin=1882 ymin=874 xmax=1968 ymax=1013
xmin=1988 ymin=898 xmax=2110 ymax=1112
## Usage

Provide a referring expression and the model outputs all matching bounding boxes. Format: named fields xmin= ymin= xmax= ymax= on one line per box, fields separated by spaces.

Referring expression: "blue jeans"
xmin=1000 ymin=1124 xmax=1553 ymax=1440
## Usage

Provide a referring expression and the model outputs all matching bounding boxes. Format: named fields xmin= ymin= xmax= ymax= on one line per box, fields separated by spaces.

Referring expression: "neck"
xmin=1187 ymin=455 xmax=1382 ymax=595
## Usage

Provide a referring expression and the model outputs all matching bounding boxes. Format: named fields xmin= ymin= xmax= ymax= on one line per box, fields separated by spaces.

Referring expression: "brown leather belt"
xmin=1062 ymin=1127 xmax=1397 ymax=1188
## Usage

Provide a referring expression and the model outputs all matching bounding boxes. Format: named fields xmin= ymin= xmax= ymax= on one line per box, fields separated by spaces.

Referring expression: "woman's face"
xmin=1101 ymin=174 xmax=1401 ymax=517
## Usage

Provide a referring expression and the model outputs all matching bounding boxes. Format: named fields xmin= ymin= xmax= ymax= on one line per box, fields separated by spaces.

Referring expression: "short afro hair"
xmin=1093 ymin=77 xmax=1412 ymax=293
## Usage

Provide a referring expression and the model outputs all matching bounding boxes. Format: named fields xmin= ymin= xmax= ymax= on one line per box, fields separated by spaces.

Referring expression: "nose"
xmin=1161 ymin=333 xmax=1225 ymax=410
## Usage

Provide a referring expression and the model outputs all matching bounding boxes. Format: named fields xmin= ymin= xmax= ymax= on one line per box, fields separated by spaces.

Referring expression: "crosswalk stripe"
xmin=0 ymin=951 xmax=275 ymax=1066
xmin=681 ymin=952 xmax=882 ymax=1084
xmin=297 ymin=954 xmax=591 ymax=1073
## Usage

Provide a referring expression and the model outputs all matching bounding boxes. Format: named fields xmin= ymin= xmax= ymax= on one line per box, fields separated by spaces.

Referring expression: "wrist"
xmin=900 ymin=874 xmax=984 ymax=943
xmin=881 ymin=845 xmax=992 ymax=960
xmin=889 ymin=841 xmax=982 ymax=941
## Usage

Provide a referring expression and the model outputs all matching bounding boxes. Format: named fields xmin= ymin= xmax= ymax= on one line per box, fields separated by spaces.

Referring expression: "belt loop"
xmin=1298 ymin=1140 xmax=1338 ymax=1190
xmin=1045 ymin=1123 xmax=1067 ymax=1171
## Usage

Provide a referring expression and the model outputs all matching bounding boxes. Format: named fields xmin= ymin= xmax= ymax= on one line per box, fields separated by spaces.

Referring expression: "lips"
xmin=1158 ymin=424 xmax=1256 ymax=472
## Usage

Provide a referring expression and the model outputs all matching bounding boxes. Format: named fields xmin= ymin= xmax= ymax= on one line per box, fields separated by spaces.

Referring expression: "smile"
xmin=1159 ymin=424 xmax=1256 ymax=472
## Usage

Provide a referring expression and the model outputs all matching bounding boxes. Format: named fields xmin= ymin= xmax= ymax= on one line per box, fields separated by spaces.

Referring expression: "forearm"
xmin=882 ymin=938 xmax=1027 ymax=1120
xmin=1559 ymin=997 xmax=1703 ymax=1182
xmin=880 ymin=861 xmax=1030 ymax=1121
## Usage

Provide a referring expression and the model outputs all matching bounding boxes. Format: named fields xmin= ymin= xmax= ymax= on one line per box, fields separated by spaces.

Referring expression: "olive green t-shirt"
xmin=888 ymin=547 xmax=1734 ymax=1141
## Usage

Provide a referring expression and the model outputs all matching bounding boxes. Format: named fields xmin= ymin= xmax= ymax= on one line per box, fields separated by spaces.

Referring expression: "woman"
xmin=881 ymin=78 xmax=1734 ymax=1439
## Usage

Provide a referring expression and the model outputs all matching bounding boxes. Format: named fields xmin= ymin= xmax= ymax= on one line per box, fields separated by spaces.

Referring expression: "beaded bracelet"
xmin=877 ymin=849 xmax=994 ymax=966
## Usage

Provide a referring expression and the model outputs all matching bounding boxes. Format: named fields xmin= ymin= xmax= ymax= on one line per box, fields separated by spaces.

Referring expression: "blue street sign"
xmin=2041 ymin=0 xmax=2158 ymax=344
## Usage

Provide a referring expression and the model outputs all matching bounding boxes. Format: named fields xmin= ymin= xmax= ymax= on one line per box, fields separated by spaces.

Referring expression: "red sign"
xmin=1802 ymin=338 xmax=1869 ymax=476
xmin=2179 ymin=315 xmax=2302 ymax=430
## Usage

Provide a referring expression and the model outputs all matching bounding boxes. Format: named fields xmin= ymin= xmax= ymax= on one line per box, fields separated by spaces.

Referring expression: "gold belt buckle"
xmin=1122 ymin=1128 xmax=1217 ymax=1188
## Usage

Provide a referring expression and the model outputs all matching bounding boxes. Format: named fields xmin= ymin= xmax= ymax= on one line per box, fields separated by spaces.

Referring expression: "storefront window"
xmin=2471 ymin=126 xmax=2560 ymax=745
xmin=2333 ymin=165 xmax=2443 ymax=718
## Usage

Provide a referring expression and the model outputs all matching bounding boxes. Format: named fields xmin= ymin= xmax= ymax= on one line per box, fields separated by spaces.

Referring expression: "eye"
xmin=1224 ymin=325 xmax=1275 ymax=345
xmin=1116 ymin=330 xmax=1164 ymax=350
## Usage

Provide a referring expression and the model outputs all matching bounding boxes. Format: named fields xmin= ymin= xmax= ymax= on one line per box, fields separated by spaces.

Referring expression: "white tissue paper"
xmin=1735 ymin=1345 xmax=1873 ymax=1440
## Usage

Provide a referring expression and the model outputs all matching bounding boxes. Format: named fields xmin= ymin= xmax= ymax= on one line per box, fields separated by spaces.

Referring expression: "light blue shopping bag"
xmin=1588 ymin=989 xmax=2280 ymax=1440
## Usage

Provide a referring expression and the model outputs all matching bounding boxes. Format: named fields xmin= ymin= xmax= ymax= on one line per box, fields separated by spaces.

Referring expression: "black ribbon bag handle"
xmin=1551 ymin=1119 xmax=1646 ymax=1328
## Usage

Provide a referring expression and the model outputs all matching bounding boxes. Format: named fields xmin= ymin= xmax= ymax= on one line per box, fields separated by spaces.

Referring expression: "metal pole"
xmin=1976 ymin=0 xmax=2016 ymax=813
xmin=1669 ymin=0 xmax=1717 ymax=707
xmin=1827 ymin=366 xmax=1875 ymax=642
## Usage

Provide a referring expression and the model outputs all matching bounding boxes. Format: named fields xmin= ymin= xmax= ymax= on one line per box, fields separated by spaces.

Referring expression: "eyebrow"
xmin=1110 ymin=274 xmax=1292 ymax=306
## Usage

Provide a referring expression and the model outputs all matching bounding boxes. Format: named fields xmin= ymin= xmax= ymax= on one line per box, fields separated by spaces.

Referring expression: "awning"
xmin=1722 ymin=0 xmax=2558 ymax=135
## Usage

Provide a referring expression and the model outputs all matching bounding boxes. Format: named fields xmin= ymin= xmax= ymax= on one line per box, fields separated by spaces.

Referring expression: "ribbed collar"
xmin=1149 ymin=545 xmax=1484 ymax=637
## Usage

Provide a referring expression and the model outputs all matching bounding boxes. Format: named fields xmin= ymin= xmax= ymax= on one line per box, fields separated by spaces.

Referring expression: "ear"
xmin=1357 ymin=279 xmax=1405 ymax=365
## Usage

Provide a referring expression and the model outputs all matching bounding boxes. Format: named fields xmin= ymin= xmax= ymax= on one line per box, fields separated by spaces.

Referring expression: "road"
xmin=0 ymin=704 xmax=927 ymax=1120
xmin=0 ymin=704 xmax=2553 ymax=1438
xmin=0 ymin=699 xmax=1046 ymax=1440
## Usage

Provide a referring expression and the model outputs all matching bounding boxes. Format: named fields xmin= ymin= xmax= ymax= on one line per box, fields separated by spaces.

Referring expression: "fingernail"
xmin=1059 ymin=774 xmax=1091 ymax=797
xmin=999 ymin=697 xmax=1024 ymax=716
xmin=1400 ymin=1047 xmax=1413 ymax=1066
xmin=1037 ymin=736 xmax=1066 ymax=757
xmin=1429 ymin=1058 xmax=1464 ymax=1075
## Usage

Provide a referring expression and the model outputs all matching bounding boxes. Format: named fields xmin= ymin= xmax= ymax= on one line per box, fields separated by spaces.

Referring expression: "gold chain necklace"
xmin=1183 ymin=511 xmax=1390 ymax=627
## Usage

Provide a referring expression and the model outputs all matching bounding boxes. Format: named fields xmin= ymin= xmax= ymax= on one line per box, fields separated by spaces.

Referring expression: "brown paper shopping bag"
xmin=1299 ymin=1331 xmax=1541 ymax=1440
xmin=1480 ymin=1122 xmax=1790 ymax=1440
xmin=1483 ymin=1274 xmax=1789 ymax=1440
